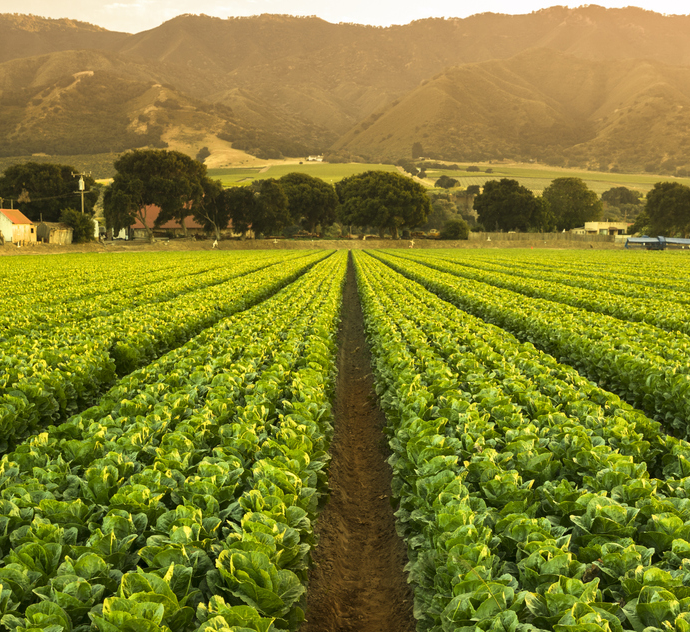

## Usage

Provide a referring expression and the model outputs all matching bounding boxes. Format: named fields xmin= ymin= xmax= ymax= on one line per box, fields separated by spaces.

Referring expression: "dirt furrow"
xmin=301 ymin=253 xmax=416 ymax=632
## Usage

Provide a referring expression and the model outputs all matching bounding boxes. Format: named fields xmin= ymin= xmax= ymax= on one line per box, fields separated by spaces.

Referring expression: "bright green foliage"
xmin=543 ymin=177 xmax=602 ymax=231
xmin=336 ymin=170 xmax=431 ymax=238
xmin=0 ymin=252 xmax=346 ymax=632
xmin=0 ymin=251 xmax=327 ymax=451
xmin=377 ymin=249 xmax=690 ymax=433
xmin=353 ymin=250 xmax=690 ymax=632
xmin=391 ymin=249 xmax=690 ymax=335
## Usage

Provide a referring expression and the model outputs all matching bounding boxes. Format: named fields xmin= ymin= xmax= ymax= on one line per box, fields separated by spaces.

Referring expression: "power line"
xmin=1 ymin=191 xmax=84 ymax=206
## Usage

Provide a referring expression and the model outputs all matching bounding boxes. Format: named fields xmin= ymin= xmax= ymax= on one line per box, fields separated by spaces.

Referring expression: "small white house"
xmin=582 ymin=221 xmax=632 ymax=236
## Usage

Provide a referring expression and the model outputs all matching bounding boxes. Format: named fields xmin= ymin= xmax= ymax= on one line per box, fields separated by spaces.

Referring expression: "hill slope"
xmin=3 ymin=8 xmax=690 ymax=168
xmin=333 ymin=49 xmax=690 ymax=171
xmin=0 ymin=49 xmax=249 ymax=157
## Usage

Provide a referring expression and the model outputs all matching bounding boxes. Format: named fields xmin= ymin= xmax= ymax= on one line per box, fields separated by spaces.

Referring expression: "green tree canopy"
xmin=644 ymin=181 xmax=690 ymax=237
xmin=226 ymin=180 xmax=291 ymax=238
xmin=440 ymin=217 xmax=469 ymax=240
xmin=601 ymin=186 xmax=642 ymax=207
xmin=0 ymin=162 xmax=97 ymax=222
xmin=225 ymin=186 xmax=258 ymax=237
xmin=543 ymin=177 xmax=602 ymax=231
xmin=252 ymin=179 xmax=291 ymax=237
xmin=60 ymin=208 xmax=95 ymax=243
xmin=435 ymin=175 xmax=459 ymax=189
xmin=278 ymin=172 xmax=338 ymax=233
xmin=397 ymin=159 xmax=419 ymax=177
xmin=474 ymin=178 xmax=553 ymax=232
xmin=103 ymin=149 xmax=207 ymax=241
xmin=336 ymin=170 xmax=431 ymax=239
xmin=191 ymin=177 xmax=231 ymax=240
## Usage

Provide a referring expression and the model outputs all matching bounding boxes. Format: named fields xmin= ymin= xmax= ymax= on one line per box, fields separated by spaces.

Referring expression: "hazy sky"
xmin=2 ymin=1 xmax=689 ymax=33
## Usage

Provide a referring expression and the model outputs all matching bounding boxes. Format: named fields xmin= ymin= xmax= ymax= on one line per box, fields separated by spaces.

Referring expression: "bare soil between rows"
xmin=300 ymin=254 xmax=416 ymax=632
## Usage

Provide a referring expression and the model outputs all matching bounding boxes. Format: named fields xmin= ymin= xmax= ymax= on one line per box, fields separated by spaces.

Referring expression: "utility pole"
xmin=72 ymin=171 xmax=91 ymax=213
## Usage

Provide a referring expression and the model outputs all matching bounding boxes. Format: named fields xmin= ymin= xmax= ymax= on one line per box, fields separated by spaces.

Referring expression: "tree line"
xmin=439 ymin=176 xmax=690 ymax=238
xmin=101 ymin=150 xmax=434 ymax=241
xmin=2 ymin=150 xmax=689 ymax=242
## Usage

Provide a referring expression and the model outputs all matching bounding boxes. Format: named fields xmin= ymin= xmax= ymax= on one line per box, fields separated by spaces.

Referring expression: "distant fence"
xmin=206 ymin=233 xmax=617 ymax=250
xmin=468 ymin=232 xmax=615 ymax=243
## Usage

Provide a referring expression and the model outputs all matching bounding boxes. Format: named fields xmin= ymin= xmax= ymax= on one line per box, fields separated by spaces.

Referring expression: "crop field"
xmin=2 ymin=247 xmax=690 ymax=631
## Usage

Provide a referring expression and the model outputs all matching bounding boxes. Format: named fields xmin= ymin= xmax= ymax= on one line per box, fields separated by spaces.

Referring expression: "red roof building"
xmin=131 ymin=205 xmax=204 ymax=230
xmin=0 ymin=209 xmax=36 ymax=243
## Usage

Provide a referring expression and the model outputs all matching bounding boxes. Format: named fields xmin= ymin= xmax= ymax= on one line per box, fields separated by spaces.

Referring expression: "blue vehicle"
xmin=625 ymin=235 xmax=690 ymax=250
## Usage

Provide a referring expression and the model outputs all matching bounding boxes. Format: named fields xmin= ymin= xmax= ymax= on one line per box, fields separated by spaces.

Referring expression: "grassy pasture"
xmin=207 ymin=162 xmax=398 ymax=186
xmin=424 ymin=162 xmax=690 ymax=195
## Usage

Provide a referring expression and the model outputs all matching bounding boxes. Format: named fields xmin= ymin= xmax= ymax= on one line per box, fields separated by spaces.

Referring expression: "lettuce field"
xmin=1 ymin=247 xmax=690 ymax=632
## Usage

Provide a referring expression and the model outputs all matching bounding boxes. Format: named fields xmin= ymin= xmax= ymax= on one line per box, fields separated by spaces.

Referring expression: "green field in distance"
xmin=422 ymin=163 xmax=690 ymax=195
xmin=207 ymin=163 xmax=399 ymax=186
xmin=208 ymin=160 xmax=690 ymax=195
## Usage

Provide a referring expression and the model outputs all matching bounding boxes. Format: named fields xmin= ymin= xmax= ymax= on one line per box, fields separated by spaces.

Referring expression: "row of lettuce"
xmin=426 ymin=250 xmax=690 ymax=305
xmin=387 ymin=250 xmax=690 ymax=335
xmin=1 ymin=252 xmax=283 ymax=336
xmin=435 ymin=249 xmax=690 ymax=295
xmin=354 ymin=251 xmax=690 ymax=632
xmin=0 ymin=250 xmax=347 ymax=632
xmin=373 ymin=250 xmax=690 ymax=438
xmin=0 ymin=251 xmax=328 ymax=453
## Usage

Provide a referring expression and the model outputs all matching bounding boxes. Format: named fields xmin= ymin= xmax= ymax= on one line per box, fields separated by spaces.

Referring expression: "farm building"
xmin=36 ymin=222 xmax=73 ymax=245
xmin=573 ymin=221 xmax=632 ymax=236
xmin=0 ymin=209 xmax=36 ymax=244
xmin=127 ymin=205 xmax=246 ymax=240
xmin=131 ymin=205 xmax=206 ymax=240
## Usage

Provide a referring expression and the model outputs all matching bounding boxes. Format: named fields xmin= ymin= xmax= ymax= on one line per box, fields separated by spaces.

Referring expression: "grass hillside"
xmin=0 ymin=14 xmax=127 ymax=63
xmin=0 ymin=49 xmax=264 ymax=158
xmin=4 ymin=9 xmax=690 ymax=169
xmin=334 ymin=49 xmax=690 ymax=172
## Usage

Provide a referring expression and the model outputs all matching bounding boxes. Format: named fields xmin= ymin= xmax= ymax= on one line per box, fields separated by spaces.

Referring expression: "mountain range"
xmin=2 ymin=7 xmax=690 ymax=173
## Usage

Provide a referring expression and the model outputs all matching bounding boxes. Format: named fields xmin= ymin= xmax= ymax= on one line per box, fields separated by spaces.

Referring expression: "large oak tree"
xmin=543 ymin=177 xmax=602 ymax=231
xmin=336 ymin=170 xmax=430 ymax=238
xmin=474 ymin=178 xmax=553 ymax=232
xmin=191 ymin=177 xmax=231 ymax=240
xmin=103 ymin=149 xmax=206 ymax=241
xmin=643 ymin=181 xmax=690 ymax=237
xmin=226 ymin=179 xmax=292 ymax=238
xmin=279 ymin=172 xmax=337 ymax=234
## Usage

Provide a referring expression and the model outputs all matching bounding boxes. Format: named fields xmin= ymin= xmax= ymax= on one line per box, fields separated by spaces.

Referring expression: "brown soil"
xmin=301 ymin=254 xmax=416 ymax=632
xmin=0 ymin=236 xmax=620 ymax=256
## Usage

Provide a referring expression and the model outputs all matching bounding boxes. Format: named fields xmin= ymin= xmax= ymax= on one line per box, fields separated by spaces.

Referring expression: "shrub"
xmin=60 ymin=208 xmax=95 ymax=243
xmin=439 ymin=217 xmax=469 ymax=240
